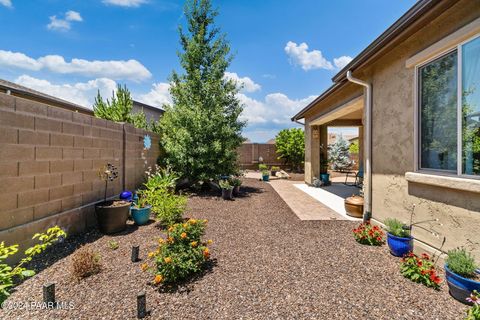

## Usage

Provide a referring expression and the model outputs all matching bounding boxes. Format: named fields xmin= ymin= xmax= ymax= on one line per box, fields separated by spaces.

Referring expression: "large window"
xmin=418 ymin=35 xmax=480 ymax=176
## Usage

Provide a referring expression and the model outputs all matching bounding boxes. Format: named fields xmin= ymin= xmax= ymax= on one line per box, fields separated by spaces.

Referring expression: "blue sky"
xmin=0 ymin=0 xmax=416 ymax=142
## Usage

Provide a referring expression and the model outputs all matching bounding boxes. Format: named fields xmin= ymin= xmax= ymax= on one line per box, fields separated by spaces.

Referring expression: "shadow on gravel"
xmin=156 ymin=258 xmax=218 ymax=294
xmin=235 ymin=185 xmax=264 ymax=198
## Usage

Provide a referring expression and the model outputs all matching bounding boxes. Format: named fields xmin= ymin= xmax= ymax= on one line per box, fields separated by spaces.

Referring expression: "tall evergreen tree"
xmin=160 ymin=0 xmax=245 ymax=183
xmin=328 ymin=136 xmax=353 ymax=171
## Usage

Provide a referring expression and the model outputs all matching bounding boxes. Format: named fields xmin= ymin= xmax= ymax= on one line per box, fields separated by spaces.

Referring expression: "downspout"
xmin=346 ymin=71 xmax=372 ymax=222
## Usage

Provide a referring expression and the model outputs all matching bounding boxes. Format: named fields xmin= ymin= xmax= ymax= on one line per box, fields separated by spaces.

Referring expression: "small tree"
xmin=349 ymin=140 xmax=359 ymax=154
xmin=328 ymin=136 xmax=352 ymax=171
xmin=275 ymin=128 xmax=304 ymax=172
xmin=159 ymin=0 xmax=245 ymax=183
xmin=93 ymin=85 xmax=161 ymax=133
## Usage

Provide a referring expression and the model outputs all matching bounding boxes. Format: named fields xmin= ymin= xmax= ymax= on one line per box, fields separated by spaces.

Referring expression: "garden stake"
xmin=43 ymin=283 xmax=55 ymax=308
xmin=137 ymin=291 xmax=147 ymax=319
xmin=131 ymin=245 xmax=140 ymax=262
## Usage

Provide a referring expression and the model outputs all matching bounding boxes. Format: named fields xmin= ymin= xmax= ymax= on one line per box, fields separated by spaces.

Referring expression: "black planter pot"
xmin=221 ymin=188 xmax=233 ymax=200
xmin=95 ymin=200 xmax=130 ymax=234
xmin=271 ymin=170 xmax=277 ymax=177
xmin=232 ymin=186 xmax=240 ymax=197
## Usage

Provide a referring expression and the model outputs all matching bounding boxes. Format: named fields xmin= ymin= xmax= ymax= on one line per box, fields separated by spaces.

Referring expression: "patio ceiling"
xmin=309 ymin=95 xmax=364 ymax=126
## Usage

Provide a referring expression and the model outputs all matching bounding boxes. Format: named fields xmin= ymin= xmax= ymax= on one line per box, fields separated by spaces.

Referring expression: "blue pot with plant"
xmin=445 ymin=248 xmax=480 ymax=304
xmin=384 ymin=218 xmax=413 ymax=257
xmin=261 ymin=170 xmax=270 ymax=182
xmin=130 ymin=191 xmax=151 ymax=225
xmin=320 ymin=173 xmax=330 ymax=185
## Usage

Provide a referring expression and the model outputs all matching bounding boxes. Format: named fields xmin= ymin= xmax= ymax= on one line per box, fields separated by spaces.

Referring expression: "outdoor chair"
xmin=345 ymin=168 xmax=363 ymax=187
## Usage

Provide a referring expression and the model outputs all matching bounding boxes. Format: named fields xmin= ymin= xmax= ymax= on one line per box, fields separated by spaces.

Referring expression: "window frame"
xmin=414 ymin=33 xmax=480 ymax=179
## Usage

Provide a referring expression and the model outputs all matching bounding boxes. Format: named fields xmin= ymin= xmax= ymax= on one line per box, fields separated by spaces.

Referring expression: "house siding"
xmin=368 ymin=0 xmax=480 ymax=258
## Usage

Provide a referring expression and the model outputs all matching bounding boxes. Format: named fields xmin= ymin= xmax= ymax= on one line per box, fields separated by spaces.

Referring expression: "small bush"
xmin=71 ymin=247 xmax=102 ymax=279
xmin=142 ymin=219 xmax=212 ymax=285
xmin=400 ymin=252 xmax=441 ymax=289
xmin=271 ymin=166 xmax=280 ymax=171
xmin=229 ymin=177 xmax=242 ymax=187
xmin=352 ymin=222 xmax=384 ymax=246
xmin=384 ymin=218 xmax=410 ymax=238
xmin=145 ymin=188 xmax=186 ymax=226
xmin=447 ymin=248 xmax=479 ymax=278
xmin=0 ymin=226 xmax=66 ymax=304
xmin=108 ymin=240 xmax=119 ymax=250
xmin=258 ymin=164 xmax=268 ymax=171
xmin=144 ymin=165 xmax=179 ymax=191
xmin=219 ymin=179 xmax=233 ymax=190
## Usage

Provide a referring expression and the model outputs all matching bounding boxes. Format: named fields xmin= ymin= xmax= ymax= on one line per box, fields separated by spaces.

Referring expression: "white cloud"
xmin=47 ymin=10 xmax=83 ymax=31
xmin=285 ymin=41 xmax=333 ymax=71
xmin=333 ymin=55 xmax=353 ymax=69
xmin=285 ymin=41 xmax=353 ymax=71
xmin=15 ymin=75 xmax=117 ymax=108
xmin=65 ymin=10 xmax=83 ymax=22
xmin=138 ymin=82 xmax=171 ymax=107
xmin=224 ymin=72 xmax=261 ymax=93
xmin=0 ymin=50 xmax=41 ymax=70
xmin=0 ymin=50 xmax=151 ymax=81
xmin=239 ymin=92 xmax=316 ymax=125
xmin=0 ymin=0 xmax=12 ymax=8
xmin=102 ymin=0 xmax=147 ymax=7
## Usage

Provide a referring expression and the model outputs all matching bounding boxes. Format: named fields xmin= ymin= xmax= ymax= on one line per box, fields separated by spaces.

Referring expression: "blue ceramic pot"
xmin=445 ymin=264 xmax=480 ymax=305
xmin=320 ymin=173 xmax=330 ymax=184
xmin=130 ymin=205 xmax=151 ymax=226
xmin=262 ymin=174 xmax=270 ymax=182
xmin=387 ymin=233 xmax=413 ymax=257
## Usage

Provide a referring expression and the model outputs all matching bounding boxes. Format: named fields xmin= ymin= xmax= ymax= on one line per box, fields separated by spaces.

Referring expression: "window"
xmin=418 ymin=35 xmax=480 ymax=176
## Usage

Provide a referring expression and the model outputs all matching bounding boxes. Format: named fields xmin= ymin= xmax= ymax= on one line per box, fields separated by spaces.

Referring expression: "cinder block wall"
xmin=0 ymin=92 xmax=160 ymax=254
xmin=237 ymin=143 xmax=286 ymax=170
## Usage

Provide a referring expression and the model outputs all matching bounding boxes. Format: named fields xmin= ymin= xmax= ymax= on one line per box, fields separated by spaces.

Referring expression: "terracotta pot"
xmin=344 ymin=196 xmax=364 ymax=218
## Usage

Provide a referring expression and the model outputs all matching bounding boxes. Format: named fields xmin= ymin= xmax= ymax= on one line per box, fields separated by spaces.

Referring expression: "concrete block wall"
xmin=0 ymin=92 xmax=160 ymax=254
xmin=237 ymin=143 xmax=286 ymax=170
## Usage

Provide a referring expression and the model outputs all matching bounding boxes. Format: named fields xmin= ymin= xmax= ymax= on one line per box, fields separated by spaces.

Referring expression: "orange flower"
xmin=167 ymin=236 xmax=174 ymax=243
xmin=153 ymin=274 xmax=163 ymax=284
xmin=181 ymin=232 xmax=187 ymax=239
xmin=207 ymin=239 xmax=213 ymax=245
xmin=148 ymin=251 xmax=155 ymax=258
xmin=158 ymin=238 xmax=164 ymax=244
xmin=164 ymin=257 xmax=172 ymax=264
xmin=189 ymin=219 xmax=197 ymax=224
xmin=168 ymin=226 xmax=174 ymax=232
xmin=203 ymin=247 xmax=210 ymax=259
xmin=141 ymin=263 xmax=148 ymax=271
xmin=191 ymin=241 xmax=198 ymax=247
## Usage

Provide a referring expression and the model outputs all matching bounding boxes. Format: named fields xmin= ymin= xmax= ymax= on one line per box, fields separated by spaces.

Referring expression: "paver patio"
xmin=1 ymin=178 xmax=467 ymax=319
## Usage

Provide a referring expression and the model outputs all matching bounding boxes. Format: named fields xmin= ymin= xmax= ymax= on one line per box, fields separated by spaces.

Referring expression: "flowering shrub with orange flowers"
xmin=352 ymin=222 xmax=384 ymax=246
xmin=142 ymin=218 xmax=212 ymax=285
xmin=400 ymin=252 xmax=442 ymax=289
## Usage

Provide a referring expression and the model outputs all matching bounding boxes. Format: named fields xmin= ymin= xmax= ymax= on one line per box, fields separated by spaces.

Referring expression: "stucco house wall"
xmin=367 ymin=0 xmax=480 ymax=258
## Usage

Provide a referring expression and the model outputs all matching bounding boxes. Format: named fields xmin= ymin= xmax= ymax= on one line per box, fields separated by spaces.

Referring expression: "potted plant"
xmin=130 ymin=191 xmax=151 ymax=226
xmin=320 ymin=158 xmax=330 ymax=185
xmin=219 ymin=180 xmax=233 ymax=200
xmin=271 ymin=166 xmax=280 ymax=177
xmin=445 ymin=248 xmax=480 ymax=304
xmin=95 ymin=163 xmax=131 ymax=234
xmin=384 ymin=218 xmax=413 ymax=257
xmin=230 ymin=177 xmax=242 ymax=196
xmin=261 ymin=170 xmax=270 ymax=182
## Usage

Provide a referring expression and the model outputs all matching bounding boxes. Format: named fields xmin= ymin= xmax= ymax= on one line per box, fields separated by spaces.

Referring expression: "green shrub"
xmin=258 ymin=164 xmax=268 ymax=171
xmin=144 ymin=188 xmax=186 ymax=227
xmin=144 ymin=165 xmax=179 ymax=191
xmin=271 ymin=166 xmax=280 ymax=171
xmin=0 ymin=226 xmax=66 ymax=304
xmin=229 ymin=177 xmax=242 ymax=187
xmin=275 ymin=128 xmax=305 ymax=171
xmin=261 ymin=170 xmax=270 ymax=176
xmin=142 ymin=219 xmax=212 ymax=285
xmin=384 ymin=218 xmax=410 ymax=238
xmin=219 ymin=179 xmax=233 ymax=190
xmin=447 ymin=248 xmax=479 ymax=278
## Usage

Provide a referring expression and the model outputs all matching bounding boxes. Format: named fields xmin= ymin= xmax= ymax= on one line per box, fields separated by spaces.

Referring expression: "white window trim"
xmin=414 ymin=32 xmax=480 ymax=180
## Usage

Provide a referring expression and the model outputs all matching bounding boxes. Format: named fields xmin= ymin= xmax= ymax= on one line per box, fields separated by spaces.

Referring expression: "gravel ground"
xmin=1 ymin=178 xmax=467 ymax=320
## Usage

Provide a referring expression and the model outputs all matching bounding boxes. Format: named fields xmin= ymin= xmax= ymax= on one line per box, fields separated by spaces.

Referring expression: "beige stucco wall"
xmin=302 ymin=0 xmax=480 ymax=259
xmin=368 ymin=0 xmax=480 ymax=258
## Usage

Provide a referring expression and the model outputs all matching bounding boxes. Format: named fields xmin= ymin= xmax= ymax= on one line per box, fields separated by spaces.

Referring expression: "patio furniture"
xmin=345 ymin=168 xmax=363 ymax=187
